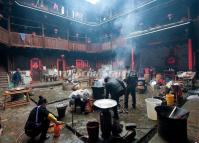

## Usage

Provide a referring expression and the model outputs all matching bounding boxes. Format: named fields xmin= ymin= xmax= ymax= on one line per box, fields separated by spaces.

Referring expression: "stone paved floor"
xmin=0 ymin=85 xmax=157 ymax=143
xmin=183 ymin=99 xmax=199 ymax=143
xmin=31 ymin=86 xmax=72 ymax=103
xmin=1 ymin=84 xmax=199 ymax=143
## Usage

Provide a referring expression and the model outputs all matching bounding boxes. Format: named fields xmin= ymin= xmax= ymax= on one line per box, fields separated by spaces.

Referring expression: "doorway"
xmin=56 ymin=58 xmax=66 ymax=77
xmin=0 ymin=52 xmax=7 ymax=72
xmin=30 ymin=58 xmax=42 ymax=81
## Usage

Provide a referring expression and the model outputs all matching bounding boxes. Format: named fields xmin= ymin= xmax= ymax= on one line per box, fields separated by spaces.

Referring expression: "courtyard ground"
xmin=0 ymin=83 xmax=198 ymax=143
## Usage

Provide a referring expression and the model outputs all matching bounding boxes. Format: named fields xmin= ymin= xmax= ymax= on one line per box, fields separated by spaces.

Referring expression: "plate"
xmin=94 ymin=99 xmax=117 ymax=109
xmin=15 ymin=87 xmax=25 ymax=91
xmin=4 ymin=91 xmax=9 ymax=94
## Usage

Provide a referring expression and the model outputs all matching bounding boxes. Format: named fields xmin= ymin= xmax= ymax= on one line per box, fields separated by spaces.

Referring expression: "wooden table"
xmin=177 ymin=72 xmax=196 ymax=90
xmin=3 ymin=88 xmax=31 ymax=109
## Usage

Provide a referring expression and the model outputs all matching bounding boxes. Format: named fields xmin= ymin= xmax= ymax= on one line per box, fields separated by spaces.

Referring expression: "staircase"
xmin=0 ymin=72 xmax=9 ymax=89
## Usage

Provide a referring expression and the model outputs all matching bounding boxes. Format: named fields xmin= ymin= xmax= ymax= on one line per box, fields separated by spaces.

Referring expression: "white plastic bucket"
xmin=145 ymin=98 xmax=162 ymax=120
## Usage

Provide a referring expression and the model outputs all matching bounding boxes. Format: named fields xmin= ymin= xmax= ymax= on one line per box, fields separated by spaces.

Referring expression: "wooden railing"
xmin=112 ymin=37 xmax=126 ymax=49
xmin=10 ymin=32 xmax=43 ymax=48
xmin=87 ymin=43 xmax=102 ymax=53
xmin=0 ymin=28 xmax=125 ymax=52
xmin=102 ymin=42 xmax=111 ymax=51
xmin=0 ymin=27 xmax=9 ymax=44
xmin=44 ymin=37 xmax=69 ymax=50
xmin=68 ymin=41 xmax=87 ymax=52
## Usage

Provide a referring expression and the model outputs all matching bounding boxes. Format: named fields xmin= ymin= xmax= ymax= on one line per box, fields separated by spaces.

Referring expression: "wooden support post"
xmin=67 ymin=29 xmax=69 ymax=50
xmin=41 ymin=23 xmax=45 ymax=48
xmin=188 ymin=39 xmax=193 ymax=70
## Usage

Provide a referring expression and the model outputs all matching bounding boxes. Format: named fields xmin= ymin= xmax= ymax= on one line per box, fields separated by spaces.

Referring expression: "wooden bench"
xmin=79 ymin=78 xmax=90 ymax=87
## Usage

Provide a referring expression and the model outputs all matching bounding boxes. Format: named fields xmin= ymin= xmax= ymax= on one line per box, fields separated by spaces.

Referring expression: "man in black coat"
xmin=124 ymin=69 xmax=138 ymax=111
xmin=104 ymin=77 xmax=125 ymax=119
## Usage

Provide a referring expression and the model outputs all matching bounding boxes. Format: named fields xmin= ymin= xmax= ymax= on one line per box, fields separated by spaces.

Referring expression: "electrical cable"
xmin=11 ymin=23 xmax=41 ymax=29
xmin=136 ymin=127 xmax=155 ymax=130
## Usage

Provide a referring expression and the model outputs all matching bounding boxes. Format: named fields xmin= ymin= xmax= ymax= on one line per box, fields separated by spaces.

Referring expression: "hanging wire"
xmin=11 ymin=23 xmax=41 ymax=29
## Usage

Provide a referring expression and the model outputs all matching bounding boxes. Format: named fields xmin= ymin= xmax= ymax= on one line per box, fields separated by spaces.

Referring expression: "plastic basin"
xmin=145 ymin=98 xmax=162 ymax=120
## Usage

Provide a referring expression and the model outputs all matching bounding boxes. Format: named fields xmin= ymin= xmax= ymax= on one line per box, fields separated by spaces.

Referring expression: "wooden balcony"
xmin=68 ymin=41 xmax=87 ymax=52
xmin=44 ymin=37 xmax=69 ymax=50
xmin=10 ymin=32 xmax=43 ymax=48
xmin=0 ymin=28 xmax=123 ymax=53
xmin=102 ymin=42 xmax=111 ymax=51
xmin=87 ymin=43 xmax=102 ymax=53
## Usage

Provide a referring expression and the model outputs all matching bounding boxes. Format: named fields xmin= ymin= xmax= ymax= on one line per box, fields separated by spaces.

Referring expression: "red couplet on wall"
xmin=76 ymin=59 xmax=89 ymax=68
xmin=188 ymin=39 xmax=193 ymax=70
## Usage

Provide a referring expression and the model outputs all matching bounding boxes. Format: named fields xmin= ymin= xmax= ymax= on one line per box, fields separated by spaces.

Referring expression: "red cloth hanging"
xmin=188 ymin=39 xmax=193 ymax=70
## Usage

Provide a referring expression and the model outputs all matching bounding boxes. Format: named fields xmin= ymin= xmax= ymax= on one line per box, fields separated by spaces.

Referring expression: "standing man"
xmin=124 ymin=66 xmax=138 ymax=111
xmin=104 ymin=77 xmax=125 ymax=120
xmin=12 ymin=68 xmax=22 ymax=87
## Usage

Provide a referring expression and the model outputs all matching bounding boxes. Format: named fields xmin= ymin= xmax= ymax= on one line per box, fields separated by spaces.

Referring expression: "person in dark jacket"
xmin=25 ymin=96 xmax=61 ymax=141
xmin=12 ymin=68 xmax=22 ymax=87
xmin=124 ymin=69 xmax=138 ymax=111
xmin=104 ymin=77 xmax=125 ymax=119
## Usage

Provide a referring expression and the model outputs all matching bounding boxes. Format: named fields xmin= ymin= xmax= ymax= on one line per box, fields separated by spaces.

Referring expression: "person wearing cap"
xmin=24 ymin=96 xmax=62 ymax=141
xmin=104 ymin=77 xmax=125 ymax=120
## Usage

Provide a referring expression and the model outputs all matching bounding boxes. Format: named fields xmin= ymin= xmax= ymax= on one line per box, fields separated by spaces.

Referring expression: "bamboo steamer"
xmin=166 ymin=94 xmax=174 ymax=106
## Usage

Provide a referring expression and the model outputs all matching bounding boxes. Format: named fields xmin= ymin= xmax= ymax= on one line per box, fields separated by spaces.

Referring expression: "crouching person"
xmin=24 ymin=96 xmax=61 ymax=141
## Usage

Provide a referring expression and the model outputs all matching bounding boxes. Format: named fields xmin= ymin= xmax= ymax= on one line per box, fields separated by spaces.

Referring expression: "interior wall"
xmin=192 ymin=19 xmax=199 ymax=76
xmin=0 ymin=46 xmax=7 ymax=72
xmin=8 ymin=48 xmax=108 ymax=71
xmin=138 ymin=43 xmax=188 ymax=72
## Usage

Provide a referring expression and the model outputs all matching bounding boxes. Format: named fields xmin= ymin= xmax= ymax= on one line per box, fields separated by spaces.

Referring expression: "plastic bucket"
xmin=54 ymin=124 xmax=61 ymax=137
xmin=145 ymin=98 xmax=162 ymax=120
xmin=87 ymin=121 xmax=99 ymax=142
xmin=91 ymin=86 xmax=104 ymax=100
xmin=56 ymin=104 xmax=67 ymax=119
xmin=155 ymin=106 xmax=189 ymax=143
xmin=166 ymin=94 xmax=174 ymax=106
